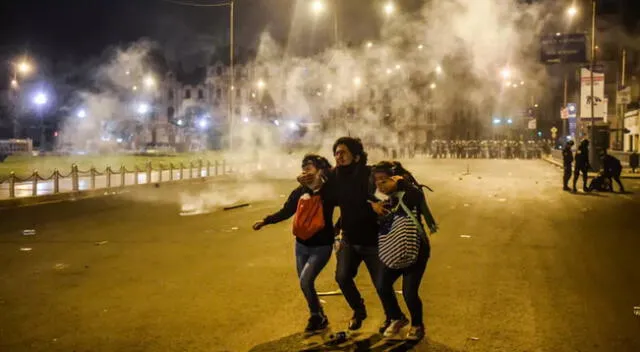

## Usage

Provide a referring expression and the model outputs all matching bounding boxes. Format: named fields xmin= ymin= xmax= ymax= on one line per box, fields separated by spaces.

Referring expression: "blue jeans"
xmin=296 ymin=242 xmax=333 ymax=316
xmin=335 ymin=242 xmax=385 ymax=318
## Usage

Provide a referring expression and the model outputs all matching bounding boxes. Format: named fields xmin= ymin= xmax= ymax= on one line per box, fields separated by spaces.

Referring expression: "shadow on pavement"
xmin=248 ymin=332 xmax=462 ymax=352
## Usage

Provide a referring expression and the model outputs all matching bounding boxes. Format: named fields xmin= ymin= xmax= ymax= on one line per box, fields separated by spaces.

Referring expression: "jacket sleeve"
xmin=263 ymin=187 xmax=303 ymax=224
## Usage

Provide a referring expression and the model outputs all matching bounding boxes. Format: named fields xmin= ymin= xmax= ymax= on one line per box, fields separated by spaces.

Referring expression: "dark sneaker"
xmin=305 ymin=314 xmax=328 ymax=335
xmin=378 ymin=319 xmax=391 ymax=334
xmin=563 ymin=186 xmax=571 ymax=191
xmin=406 ymin=325 xmax=425 ymax=341
xmin=348 ymin=311 xmax=367 ymax=331
xmin=383 ymin=317 xmax=409 ymax=337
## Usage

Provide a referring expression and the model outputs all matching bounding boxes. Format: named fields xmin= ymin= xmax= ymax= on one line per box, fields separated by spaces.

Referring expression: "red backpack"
xmin=292 ymin=193 xmax=325 ymax=240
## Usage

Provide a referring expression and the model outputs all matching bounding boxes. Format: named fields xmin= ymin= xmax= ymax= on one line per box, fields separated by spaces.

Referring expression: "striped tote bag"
xmin=378 ymin=210 xmax=421 ymax=270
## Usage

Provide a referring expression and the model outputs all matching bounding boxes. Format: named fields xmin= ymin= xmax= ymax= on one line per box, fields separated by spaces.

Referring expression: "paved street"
xmin=1 ymin=158 xmax=639 ymax=352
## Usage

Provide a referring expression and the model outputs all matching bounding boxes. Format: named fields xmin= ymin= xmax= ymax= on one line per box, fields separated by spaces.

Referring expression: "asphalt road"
xmin=1 ymin=158 xmax=639 ymax=352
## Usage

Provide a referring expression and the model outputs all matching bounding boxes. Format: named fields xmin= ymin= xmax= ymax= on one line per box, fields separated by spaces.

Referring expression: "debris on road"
xmin=463 ymin=203 xmax=470 ymax=207
xmin=318 ymin=290 xmax=342 ymax=296
xmin=468 ymin=337 xmax=480 ymax=341
xmin=231 ymin=227 xmax=239 ymax=231
xmin=19 ymin=247 xmax=32 ymax=252
xmin=53 ymin=263 xmax=69 ymax=270
xmin=223 ymin=203 xmax=250 ymax=211
xmin=460 ymin=235 xmax=472 ymax=238
xmin=497 ymin=198 xmax=507 ymax=202
xmin=95 ymin=241 xmax=108 ymax=246
xmin=22 ymin=229 xmax=36 ymax=236
xmin=279 ymin=194 xmax=286 ymax=198
xmin=634 ymin=306 xmax=640 ymax=316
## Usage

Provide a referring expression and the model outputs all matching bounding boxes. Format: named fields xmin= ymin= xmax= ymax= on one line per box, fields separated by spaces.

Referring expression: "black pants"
xmin=335 ymin=241 xmax=384 ymax=318
xmin=377 ymin=244 xmax=430 ymax=327
xmin=563 ymin=165 xmax=572 ymax=188
xmin=606 ymin=173 xmax=625 ymax=192
xmin=573 ymin=164 xmax=588 ymax=190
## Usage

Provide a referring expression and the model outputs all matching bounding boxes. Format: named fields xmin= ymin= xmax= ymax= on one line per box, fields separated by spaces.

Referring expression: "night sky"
xmin=1 ymin=0 xmax=639 ymax=69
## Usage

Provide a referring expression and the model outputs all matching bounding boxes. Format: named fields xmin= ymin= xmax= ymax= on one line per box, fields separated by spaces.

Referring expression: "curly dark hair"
xmin=332 ymin=137 xmax=368 ymax=165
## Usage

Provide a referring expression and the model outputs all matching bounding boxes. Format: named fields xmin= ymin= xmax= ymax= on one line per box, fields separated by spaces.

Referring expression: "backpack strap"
xmin=397 ymin=194 xmax=429 ymax=243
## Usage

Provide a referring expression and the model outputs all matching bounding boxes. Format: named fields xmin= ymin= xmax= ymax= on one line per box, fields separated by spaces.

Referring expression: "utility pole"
xmin=588 ymin=0 xmax=598 ymax=170
xmin=229 ymin=0 xmax=235 ymax=151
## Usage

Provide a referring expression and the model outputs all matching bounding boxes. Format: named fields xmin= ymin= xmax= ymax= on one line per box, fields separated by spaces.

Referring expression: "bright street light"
xmin=243 ymin=117 xmax=249 ymax=123
xmin=310 ymin=0 xmax=325 ymax=15
xmin=198 ymin=119 xmax=208 ymax=129
xmin=143 ymin=75 xmax=155 ymax=88
xmin=501 ymin=67 xmax=512 ymax=80
xmin=132 ymin=85 xmax=138 ymax=91
xmin=33 ymin=92 xmax=48 ymax=106
xmin=386 ymin=68 xmax=393 ymax=75
xmin=256 ymin=79 xmax=266 ymax=90
xmin=177 ymin=119 xmax=184 ymax=126
xmin=137 ymin=103 xmax=150 ymax=114
xmin=435 ymin=65 xmax=442 ymax=74
xmin=366 ymin=41 xmax=373 ymax=48
xmin=430 ymin=82 xmax=437 ymax=90
xmin=567 ymin=6 xmax=578 ymax=18
xmin=395 ymin=64 xmax=401 ymax=70
xmin=520 ymin=81 xmax=525 ymax=86
xmin=418 ymin=44 xmax=424 ymax=50
xmin=383 ymin=2 xmax=395 ymax=16
xmin=326 ymin=83 xmax=332 ymax=90
xmin=353 ymin=77 xmax=362 ymax=87
xmin=10 ymin=79 xmax=18 ymax=88
xmin=17 ymin=62 xmax=32 ymax=75
xmin=77 ymin=109 xmax=87 ymax=118
xmin=274 ymin=119 xmax=280 ymax=126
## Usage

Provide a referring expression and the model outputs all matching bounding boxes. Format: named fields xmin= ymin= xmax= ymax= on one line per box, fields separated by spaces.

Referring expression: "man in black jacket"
xmin=601 ymin=151 xmax=625 ymax=193
xmin=573 ymin=140 xmax=590 ymax=193
xmin=328 ymin=137 xmax=388 ymax=332
xmin=562 ymin=140 xmax=574 ymax=191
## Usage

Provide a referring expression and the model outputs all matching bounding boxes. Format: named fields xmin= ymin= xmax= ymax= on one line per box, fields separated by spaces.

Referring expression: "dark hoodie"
xmin=329 ymin=163 xmax=379 ymax=246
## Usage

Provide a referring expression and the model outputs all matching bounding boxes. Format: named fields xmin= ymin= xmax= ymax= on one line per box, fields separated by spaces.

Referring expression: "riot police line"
xmin=375 ymin=140 xmax=554 ymax=160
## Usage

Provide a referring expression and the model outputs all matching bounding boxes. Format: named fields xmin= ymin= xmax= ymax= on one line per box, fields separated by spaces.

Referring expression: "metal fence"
xmin=0 ymin=159 xmax=240 ymax=199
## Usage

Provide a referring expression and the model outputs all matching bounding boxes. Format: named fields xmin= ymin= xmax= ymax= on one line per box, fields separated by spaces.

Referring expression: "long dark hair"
xmin=372 ymin=160 xmax=432 ymax=192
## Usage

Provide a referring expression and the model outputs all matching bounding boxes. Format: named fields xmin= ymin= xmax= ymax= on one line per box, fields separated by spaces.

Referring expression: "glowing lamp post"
xmin=33 ymin=92 xmax=48 ymax=150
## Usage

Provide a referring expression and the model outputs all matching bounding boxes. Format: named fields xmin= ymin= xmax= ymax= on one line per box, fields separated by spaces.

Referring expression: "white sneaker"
xmin=406 ymin=326 xmax=425 ymax=341
xmin=383 ymin=318 xmax=409 ymax=337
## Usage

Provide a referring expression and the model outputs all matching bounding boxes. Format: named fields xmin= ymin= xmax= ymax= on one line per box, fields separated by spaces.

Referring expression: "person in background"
xmin=572 ymin=139 xmax=590 ymax=193
xmin=562 ymin=140 xmax=575 ymax=191
xmin=253 ymin=154 xmax=335 ymax=336
xmin=630 ymin=151 xmax=639 ymax=173
xmin=601 ymin=151 xmax=625 ymax=193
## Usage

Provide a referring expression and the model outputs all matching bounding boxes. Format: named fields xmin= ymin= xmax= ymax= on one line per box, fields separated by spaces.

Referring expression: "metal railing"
xmin=0 ymin=159 xmax=246 ymax=199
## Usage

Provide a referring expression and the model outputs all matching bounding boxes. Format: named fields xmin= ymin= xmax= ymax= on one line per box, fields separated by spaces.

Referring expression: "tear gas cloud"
xmin=59 ymin=0 xmax=574 ymax=208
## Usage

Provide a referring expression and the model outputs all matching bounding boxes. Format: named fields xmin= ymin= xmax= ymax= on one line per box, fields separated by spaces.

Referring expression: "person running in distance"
xmin=253 ymin=154 xmax=335 ymax=336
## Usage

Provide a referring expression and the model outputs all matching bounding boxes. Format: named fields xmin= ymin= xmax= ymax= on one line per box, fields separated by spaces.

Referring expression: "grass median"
xmin=0 ymin=152 xmax=226 ymax=180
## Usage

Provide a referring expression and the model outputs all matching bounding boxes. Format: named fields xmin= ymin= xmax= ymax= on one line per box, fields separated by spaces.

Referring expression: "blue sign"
xmin=567 ymin=103 xmax=577 ymax=118
xmin=569 ymin=117 xmax=577 ymax=137
xmin=540 ymin=33 xmax=587 ymax=64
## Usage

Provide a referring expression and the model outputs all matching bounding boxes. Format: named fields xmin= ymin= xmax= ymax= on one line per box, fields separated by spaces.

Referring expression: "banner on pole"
xmin=567 ymin=103 xmax=577 ymax=118
xmin=580 ymin=68 xmax=605 ymax=119
xmin=617 ymin=86 xmax=631 ymax=105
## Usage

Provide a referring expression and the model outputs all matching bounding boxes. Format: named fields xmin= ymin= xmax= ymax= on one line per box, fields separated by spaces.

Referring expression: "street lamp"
xmin=353 ymin=77 xmax=362 ymax=87
xmin=366 ymin=41 xmax=373 ymax=49
xmin=567 ymin=6 xmax=578 ymax=18
xmin=77 ymin=109 xmax=87 ymax=119
xmin=137 ymin=103 xmax=150 ymax=115
xmin=383 ymin=2 xmax=395 ymax=16
xmin=501 ymin=67 xmax=512 ymax=80
xmin=17 ymin=62 xmax=32 ymax=75
xmin=10 ymin=79 xmax=18 ymax=89
xmin=418 ymin=44 xmax=424 ymax=50
xmin=256 ymin=79 xmax=266 ymax=90
xmin=311 ymin=0 xmax=325 ymax=14
xmin=430 ymin=82 xmax=437 ymax=90
xmin=32 ymin=92 xmax=48 ymax=150
xmin=435 ymin=65 xmax=443 ymax=75
xmin=143 ymin=75 xmax=155 ymax=89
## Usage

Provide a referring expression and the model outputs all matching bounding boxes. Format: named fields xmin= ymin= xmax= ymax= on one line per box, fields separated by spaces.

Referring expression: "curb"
xmin=0 ymin=175 xmax=236 ymax=210
xmin=542 ymin=157 xmax=640 ymax=179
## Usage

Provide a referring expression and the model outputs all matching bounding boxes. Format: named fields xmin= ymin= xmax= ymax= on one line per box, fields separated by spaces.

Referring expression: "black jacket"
xmin=562 ymin=146 xmax=574 ymax=165
xmin=575 ymin=145 xmax=590 ymax=168
xmin=329 ymin=163 xmax=379 ymax=246
xmin=263 ymin=185 xmax=336 ymax=247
